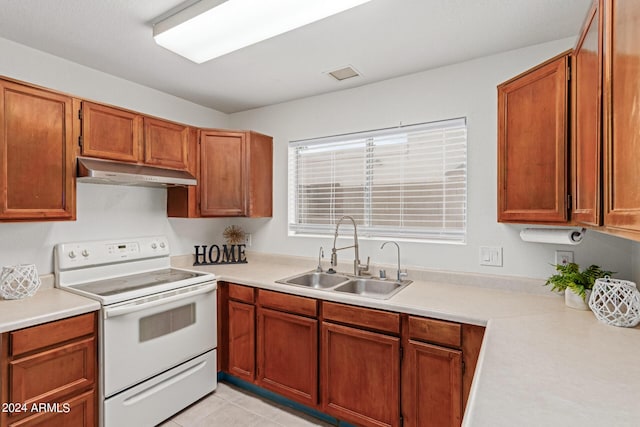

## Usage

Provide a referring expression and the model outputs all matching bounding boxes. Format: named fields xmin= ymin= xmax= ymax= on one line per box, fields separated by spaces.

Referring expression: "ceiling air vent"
xmin=327 ymin=66 xmax=360 ymax=81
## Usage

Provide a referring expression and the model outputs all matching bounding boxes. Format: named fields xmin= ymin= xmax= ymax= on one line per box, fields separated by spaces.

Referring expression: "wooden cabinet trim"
xmin=462 ymin=324 xmax=485 ymax=410
xmin=322 ymin=301 xmax=400 ymax=335
xmin=228 ymin=283 xmax=255 ymax=303
xmin=408 ymin=316 xmax=462 ymax=348
xmin=257 ymin=289 xmax=317 ymax=318
xmin=10 ymin=313 xmax=95 ymax=357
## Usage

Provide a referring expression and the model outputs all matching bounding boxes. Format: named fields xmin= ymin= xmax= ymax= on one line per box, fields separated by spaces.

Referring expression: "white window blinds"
xmin=288 ymin=118 xmax=467 ymax=242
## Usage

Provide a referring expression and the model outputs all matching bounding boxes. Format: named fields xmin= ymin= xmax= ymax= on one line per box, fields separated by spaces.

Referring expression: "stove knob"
xmin=82 ymin=250 xmax=90 ymax=258
xmin=160 ymin=242 xmax=166 ymax=249
xmin=68 ymin=251 xmax=77 ymax=259
xmin=151 ymin=243 xmax=158 ymax=249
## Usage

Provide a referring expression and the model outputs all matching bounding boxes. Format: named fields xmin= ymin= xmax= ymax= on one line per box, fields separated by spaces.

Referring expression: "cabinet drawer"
xmin=8 ymin=389 xmax=95 ymax=427
xmin=10 ymin=337 xmax=96 ymax=410
xmin=228 ymin=284 xmax=255 ymax=303
xmin=408 ymin=316 xmax=461 ymax=348
xmin=322 ymin=302 xmax=400 ymax=335
xmin=258 ymin=289 xmax=317 ymax=317
xmin=10 ymin=313 xmax=96 ymax=357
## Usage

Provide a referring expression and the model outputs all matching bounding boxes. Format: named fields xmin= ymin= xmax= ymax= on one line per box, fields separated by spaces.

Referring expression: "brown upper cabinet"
xmin=497 ymin=52 xmax=570 ymax=224
xmin=143 ymin=117 xmax=190 ymax=170
xmin=0 ymin=79 xmax=75 ymax=221
xmin=572 ymin=1 xmax=602 ymax=227
xmin=602 ymin=0 xmax=640 ymax=235
xmin=80 ymin=101 xmax=142 ymax=163
xmin=500 ymin=0 xmax=640 ymax=242
xmin=168 ymin=129 xmax=273 ymax=218
xmin=80 ymin=101 xmax=190 ymax=170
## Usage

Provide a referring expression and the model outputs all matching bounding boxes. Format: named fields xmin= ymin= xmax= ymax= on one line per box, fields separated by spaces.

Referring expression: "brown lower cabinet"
xmin=321 ymin=321 xmax=401 ymax=427
xmin=228 ymin=298 xmax=256 ymax=382
xmin=0 ymin=312 xmax=98 ymax=427
xmin=219 ymin=283 xmax=485 ymax=427
xmin=256 ymin=290 xmax=318 ymax=406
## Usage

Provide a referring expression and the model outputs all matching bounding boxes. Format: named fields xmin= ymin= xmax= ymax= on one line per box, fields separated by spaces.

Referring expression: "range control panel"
xmin=56 ymin=236 xmax=170 ymax=270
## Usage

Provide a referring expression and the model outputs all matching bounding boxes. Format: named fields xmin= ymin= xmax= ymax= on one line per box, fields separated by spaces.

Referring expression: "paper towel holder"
xmin=519 ymin=227 xmax=587 ymax=245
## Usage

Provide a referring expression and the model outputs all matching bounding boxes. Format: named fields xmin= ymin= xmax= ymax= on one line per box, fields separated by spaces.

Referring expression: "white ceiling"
xmin=0 ymin=0 xmax=591 ymax=114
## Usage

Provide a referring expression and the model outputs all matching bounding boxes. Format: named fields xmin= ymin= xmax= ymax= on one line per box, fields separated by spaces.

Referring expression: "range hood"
xmin=77 ymin=157 xmax=197 ymax=187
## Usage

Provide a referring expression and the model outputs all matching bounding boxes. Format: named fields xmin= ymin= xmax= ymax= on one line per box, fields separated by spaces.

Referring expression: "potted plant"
xmin=545 ymin=263 xmax=614 ymax=310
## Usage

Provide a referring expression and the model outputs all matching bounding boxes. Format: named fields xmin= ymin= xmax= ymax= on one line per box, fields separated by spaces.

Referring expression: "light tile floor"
xmin=158 ymin=382 xmax=334 ymax=427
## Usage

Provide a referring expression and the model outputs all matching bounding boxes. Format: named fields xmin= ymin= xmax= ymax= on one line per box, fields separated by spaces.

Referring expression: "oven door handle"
xmin=104 ymin=282 xmax=217 ymax=319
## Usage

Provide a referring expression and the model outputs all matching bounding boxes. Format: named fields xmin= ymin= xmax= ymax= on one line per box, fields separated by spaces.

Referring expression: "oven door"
xmin=102 ymin=281 xmax=217 ymax=397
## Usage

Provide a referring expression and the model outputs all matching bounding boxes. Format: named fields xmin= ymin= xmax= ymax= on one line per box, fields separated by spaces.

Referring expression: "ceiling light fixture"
xmin=153 ymin=0 xmax=373 ymax=64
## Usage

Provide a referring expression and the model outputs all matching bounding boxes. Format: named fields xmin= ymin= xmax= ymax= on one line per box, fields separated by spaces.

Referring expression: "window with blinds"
xmin=288 ymin=118 xmax=467 ymax=243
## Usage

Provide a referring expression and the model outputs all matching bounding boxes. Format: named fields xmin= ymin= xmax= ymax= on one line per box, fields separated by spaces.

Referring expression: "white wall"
xmin=632 ymin=243 xmax=640 ymax=285
xmin=230 ymin=38 xmax=634 ymax=281
xmin=0 ymin=37 xmax=233 ymax=274
xmin=0 ymin=36 xmax=634 ymax=282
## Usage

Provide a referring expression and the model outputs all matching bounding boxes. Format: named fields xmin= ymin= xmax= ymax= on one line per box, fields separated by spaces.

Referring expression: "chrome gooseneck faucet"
xmin=380 ymin=241 xmax=407 ymax=282
xmin=316 ymin=246 xmax=324 ymax=272
xmin=329 ymin=216 xmax=369 ymax=276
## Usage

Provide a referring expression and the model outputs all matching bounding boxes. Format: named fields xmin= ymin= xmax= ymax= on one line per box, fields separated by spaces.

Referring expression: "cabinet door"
xmin=81 ymin=101 xmax=141 ymax=162
xmin=247 ymin=131 xmax=273 ymax=217
xmin=572 ymin=2 xmax=602 ymax=226
xmin=228 ymin=300 xmax=255 ymax=382
xmin=0 ymin=81 xmax=74 ymax=220
xmin=603 ymin=0 xmax=640 ymax=232
xmin=402 ymin=340 xmax=462 ymax=427
xmin=257 ymin=308 xmax=318 ymax=406
xmin=321 ymin=322 xmax=400 ymax=427
xmin=497 ymin=54 xmax=569 ymax=223
xmin=200 ymin=131 xmax=246 ymax=216
xmin=143 ymin=117 xmax=189 ymax=170
xmin=8 ymin=389 xmax=95 ymax=427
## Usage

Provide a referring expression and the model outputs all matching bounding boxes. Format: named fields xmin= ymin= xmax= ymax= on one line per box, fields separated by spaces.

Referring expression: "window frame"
xmin=287 ymin=118 xmax=468 ymax=244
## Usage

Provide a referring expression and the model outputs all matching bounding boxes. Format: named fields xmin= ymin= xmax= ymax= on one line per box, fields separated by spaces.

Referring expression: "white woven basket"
xmin=0 ymin=264 xmax=41 ymax=300
xmin=589 ymin=277 xmax=640 ymax=328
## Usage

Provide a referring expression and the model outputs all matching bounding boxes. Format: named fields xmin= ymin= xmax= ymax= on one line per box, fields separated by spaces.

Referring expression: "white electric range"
xmin=55 ymin=235 xmax=217 ymax=427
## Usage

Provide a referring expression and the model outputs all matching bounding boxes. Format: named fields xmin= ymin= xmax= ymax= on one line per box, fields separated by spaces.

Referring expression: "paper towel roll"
xmin=519 ymin=228 xmax=586 ymax=245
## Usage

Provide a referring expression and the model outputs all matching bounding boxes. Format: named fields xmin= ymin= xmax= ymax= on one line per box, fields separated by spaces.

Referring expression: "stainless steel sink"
xmin=333 ymin=277 xmax=412 ymax=300
xmin=276 ymin=271 xmax=351 ymax=289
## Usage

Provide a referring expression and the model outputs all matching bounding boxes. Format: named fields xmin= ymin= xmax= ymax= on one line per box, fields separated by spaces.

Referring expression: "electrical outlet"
xmin=480 ymin=246 xmax=503 ymax=267
xmin=555 ymin=250 xmax=573 ymax=265
xmin=244 ymin=233 xmax=252 ymax=247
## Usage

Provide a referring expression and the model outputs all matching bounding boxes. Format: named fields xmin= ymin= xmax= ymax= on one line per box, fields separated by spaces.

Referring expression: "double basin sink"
xmin=276 ymin=271 xmax=412 ymax=300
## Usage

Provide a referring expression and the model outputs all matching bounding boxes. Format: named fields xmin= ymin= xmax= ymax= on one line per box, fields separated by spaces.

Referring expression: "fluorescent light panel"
xmin=154 ymin=0 xmax=372 ymax=64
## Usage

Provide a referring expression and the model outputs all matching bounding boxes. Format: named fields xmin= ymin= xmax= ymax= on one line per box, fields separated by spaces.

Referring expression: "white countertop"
xmin=0 ymin=287 xmax=100 ymax=333
xmin=1 ymin=254 xmax=637 ymax=426
xmin=180 ymin=253 xmax=640 ymax=427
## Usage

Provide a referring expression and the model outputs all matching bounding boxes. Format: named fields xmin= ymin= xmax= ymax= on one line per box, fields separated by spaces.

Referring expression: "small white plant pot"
xmin=565 ymin=288 xmax=590 ymax=310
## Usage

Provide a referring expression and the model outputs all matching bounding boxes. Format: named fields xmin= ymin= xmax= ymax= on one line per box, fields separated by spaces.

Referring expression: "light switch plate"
xmin=480 ymin=246 xmax=503 ymax=267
